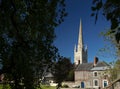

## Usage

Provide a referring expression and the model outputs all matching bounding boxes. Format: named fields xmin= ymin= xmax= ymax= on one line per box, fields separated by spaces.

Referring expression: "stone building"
xmin=75 ymin=57 xmax=109 ymax=89
xmin=74 ymin=20 xmax=110 ymax=89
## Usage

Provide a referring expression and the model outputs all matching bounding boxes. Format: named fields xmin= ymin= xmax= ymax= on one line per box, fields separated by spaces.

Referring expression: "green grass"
xmin=0 ymin=84 xmax=56 ymax=89
xmin=0 ymin=85 xmax=2 ymax=89
xmin=0 ymin=84 xmax=11 ymax=89
xmin=39 ymin=85 xmax=56 ymax=89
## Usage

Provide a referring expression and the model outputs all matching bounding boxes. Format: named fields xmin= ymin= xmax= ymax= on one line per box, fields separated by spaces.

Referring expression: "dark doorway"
xmin=81 ymin=82 xmax=84 ymax=88
xmin=78 ymin=60 xmax=80 ymax=64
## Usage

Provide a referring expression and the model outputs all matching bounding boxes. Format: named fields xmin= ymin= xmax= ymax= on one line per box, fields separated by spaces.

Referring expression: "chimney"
xmin=94 ymin=57 xmax=99 ymax=66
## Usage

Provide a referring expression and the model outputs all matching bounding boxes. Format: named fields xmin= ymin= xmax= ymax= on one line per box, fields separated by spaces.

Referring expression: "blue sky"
xmin=54 ymin=0 xmax=114 ymax=63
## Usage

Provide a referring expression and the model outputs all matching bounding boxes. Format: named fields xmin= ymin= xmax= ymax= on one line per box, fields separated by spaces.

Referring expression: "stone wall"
xmin=62 ymin=81 xmax=76 ymax=88
xmin=75 ymin=71 xmax=89 ymax=82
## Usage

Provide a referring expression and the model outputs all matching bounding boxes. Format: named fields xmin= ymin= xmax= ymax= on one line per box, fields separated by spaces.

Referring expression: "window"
xmin=93 ymin=71 xmax=98 ymax=77
xmin=94 ymin=72 xmax=97 ymax=76
xmin=93 ymin=79 xmax=99 ymax=86
xmin=103 ymin=80 xmax=108 ymax=88
xmin=78 ymin=60 xmax=80 ymax=64
xmin=95 ymin=80 xmax=98 ymax=86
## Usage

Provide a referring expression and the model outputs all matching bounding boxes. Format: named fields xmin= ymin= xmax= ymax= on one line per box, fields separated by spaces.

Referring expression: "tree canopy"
xmin=91 ymin=0 xmax=120 ymax=81
xmin=0 ymin=0 xmax=67 ymax=89
xmin=91 ymin=0 xmax=120 ymax=49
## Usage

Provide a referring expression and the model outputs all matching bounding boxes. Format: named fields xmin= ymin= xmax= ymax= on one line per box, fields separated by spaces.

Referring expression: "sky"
xmin=54 ymin=0 xmax=114 ymax=63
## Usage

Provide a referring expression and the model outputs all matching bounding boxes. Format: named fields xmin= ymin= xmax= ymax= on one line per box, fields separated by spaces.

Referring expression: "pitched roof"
xmin=75 ymin=61 xmax=109 ymax=71
xmin=75 ymin=63 xmax=93 ymax=71
xmin=95 ymin=61 xmax=109 ymax=67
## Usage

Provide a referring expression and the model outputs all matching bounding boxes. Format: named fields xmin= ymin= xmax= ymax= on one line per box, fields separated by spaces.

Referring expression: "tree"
xmin=105 ymin=60 xmax=120 ymax=82
xmin=65 ymin=63 xmax=74 ymax=81
xmin=0 ymin=0 xmax=67 ymax=89
xmin=52 ymin=57 xmax=73 ymax=89
xmin=91 ymin=0 xmax=120 ymax=70
xmin=91 ymin=0 xmax=120 ymax=50
xmin=91 ymin=0 xmax=120 ymax=82
xmin=65 ymin=69 xmax=74 ymax=81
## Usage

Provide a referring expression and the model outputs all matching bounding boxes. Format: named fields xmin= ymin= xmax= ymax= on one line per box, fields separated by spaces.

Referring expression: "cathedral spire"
xmin=74 ymin=19 xmax=87 ymax=65
xmin=78 ymin=19 xmax=83 ymax=50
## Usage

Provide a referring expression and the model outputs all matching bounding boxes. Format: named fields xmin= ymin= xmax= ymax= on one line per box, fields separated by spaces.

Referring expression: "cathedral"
xmin=74 ymin=20 xmax=110 ymax=89
xmin=74 ymin=19 xmax=87 ymax=65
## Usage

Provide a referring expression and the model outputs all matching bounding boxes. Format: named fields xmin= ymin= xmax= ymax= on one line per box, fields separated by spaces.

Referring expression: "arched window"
xmin=93 ymin=71 xmax=98 ymax=77
xmin=94 ymin=72 xmax=97 ymax=76
xmin=94 ymin=80 xmax=98 ymax=86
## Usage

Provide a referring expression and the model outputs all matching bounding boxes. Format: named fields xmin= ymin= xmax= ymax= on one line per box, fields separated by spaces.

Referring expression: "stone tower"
xmin=74 ymin=20 xmax=88 ymax=65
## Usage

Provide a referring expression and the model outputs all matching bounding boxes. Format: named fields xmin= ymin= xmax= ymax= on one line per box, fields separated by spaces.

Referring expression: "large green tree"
xmin=0 ymin=0 xmax=67 ymax=89
xmin=52 ymin=57 xmax=73 ymax=89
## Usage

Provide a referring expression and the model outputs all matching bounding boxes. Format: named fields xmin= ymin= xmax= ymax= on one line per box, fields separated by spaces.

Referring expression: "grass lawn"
xmin=0 ymin=85 xmax=2 ymax=89
xmin=0 ymin=84 xmax=56 ymax=89
xmin=38 ymin=85 xmax=56 ymax=89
